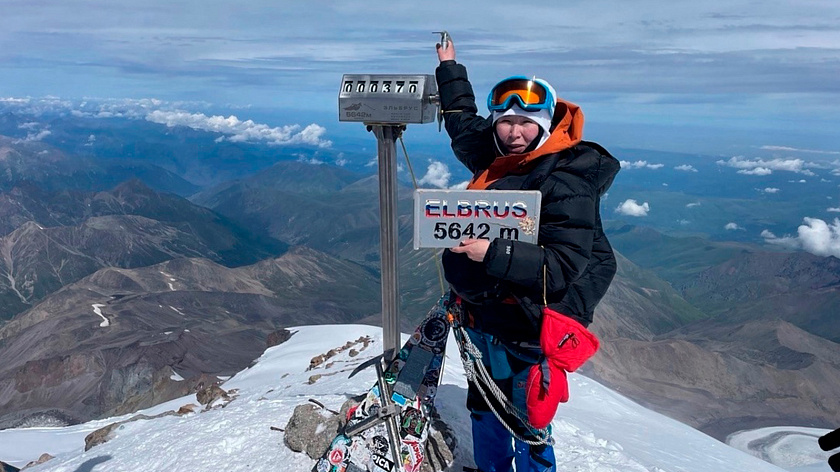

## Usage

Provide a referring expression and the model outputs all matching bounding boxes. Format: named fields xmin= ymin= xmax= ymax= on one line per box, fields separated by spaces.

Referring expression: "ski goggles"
xmin=487 ymin=76 xmax=554 ymax=112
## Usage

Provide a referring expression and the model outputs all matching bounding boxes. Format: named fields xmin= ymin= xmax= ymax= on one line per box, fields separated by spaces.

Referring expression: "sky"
xmin=1 ymin=0 xmax=839 ymax=155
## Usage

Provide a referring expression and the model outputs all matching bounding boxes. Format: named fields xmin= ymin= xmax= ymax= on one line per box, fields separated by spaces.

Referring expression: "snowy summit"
xmin=0 ymin=324 xmax=830 ymax=472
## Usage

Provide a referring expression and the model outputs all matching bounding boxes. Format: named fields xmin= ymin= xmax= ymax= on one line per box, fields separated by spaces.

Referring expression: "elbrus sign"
xmin=413 ymin=189 xmax=542 ymax=249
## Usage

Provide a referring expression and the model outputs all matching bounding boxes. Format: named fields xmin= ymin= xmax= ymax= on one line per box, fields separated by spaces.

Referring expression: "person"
xmin=435 ymin=39 xmax=620 ymax=472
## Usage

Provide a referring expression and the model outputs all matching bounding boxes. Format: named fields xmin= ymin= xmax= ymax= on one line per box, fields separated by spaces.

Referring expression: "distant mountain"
xmin=0 ymin=180 xmax=287 ymax=322
xmin=591 ymin=252 xmax=709 ymax=340
xmin=0 ymin=247 xmax=380 ymax=429
xmin=0 ymin=136 xmax=199 ymax=196
xmin=585 ymin=234 xmax=840 ymax=441
xmin=590 ymin=318 xmax=840 ymax=441
xmin=679 ymin=250 xmax=840 ymax=342
xmin=192 ymin=161 xmax=414 ymax=264
xmin=606 ymin=223 xmax=840 ymax=342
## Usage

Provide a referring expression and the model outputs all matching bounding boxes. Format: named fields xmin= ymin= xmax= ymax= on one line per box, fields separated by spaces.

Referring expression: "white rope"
xmin=452 ymin=323 xmax=554 ymax=446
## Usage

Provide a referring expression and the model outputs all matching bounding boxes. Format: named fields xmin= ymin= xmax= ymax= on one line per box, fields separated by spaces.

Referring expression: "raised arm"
xmin=434 ymin=40 xmax=496 ymax=174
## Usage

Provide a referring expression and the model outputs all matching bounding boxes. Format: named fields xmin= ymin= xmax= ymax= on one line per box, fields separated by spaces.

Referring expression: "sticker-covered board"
xmin=312 ymin=296 xmax=451 ymax=472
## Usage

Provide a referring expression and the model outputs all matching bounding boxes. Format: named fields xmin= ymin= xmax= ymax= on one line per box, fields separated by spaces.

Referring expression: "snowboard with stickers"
xmin=312 ymin=296 xmax=451 ymax=472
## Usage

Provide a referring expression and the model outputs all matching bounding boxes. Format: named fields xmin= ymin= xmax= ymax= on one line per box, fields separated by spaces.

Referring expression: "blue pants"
xmin=466 ymin=328 xmax=556 ymax=472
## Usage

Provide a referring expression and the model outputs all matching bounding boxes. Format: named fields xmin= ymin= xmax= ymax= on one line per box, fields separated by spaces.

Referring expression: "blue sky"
xmin=1 ymin=0 xmax=839 ymax=155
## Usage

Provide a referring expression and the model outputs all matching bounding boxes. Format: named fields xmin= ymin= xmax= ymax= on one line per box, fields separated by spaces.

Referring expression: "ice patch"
xmin=170 ymin=369 xmax=185 ymax=382
xmin=91 ymin=304 xmax=109 ymax=327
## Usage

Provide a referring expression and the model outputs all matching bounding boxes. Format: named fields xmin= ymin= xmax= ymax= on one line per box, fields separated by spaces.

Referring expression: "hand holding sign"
xmin=450 ymin=238 xmax=490 ymax=262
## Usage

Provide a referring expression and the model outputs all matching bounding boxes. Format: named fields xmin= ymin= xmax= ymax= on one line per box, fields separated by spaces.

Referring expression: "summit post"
xmin=338 ymin=73 xmax=440 ymax=360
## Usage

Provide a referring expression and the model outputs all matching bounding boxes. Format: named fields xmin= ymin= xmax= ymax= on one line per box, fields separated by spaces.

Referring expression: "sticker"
xmin=419 ymin=385 xmax=436 ymax=403
xmin=346 ymin=404 xmax=359 ymax=421
xmin=348 ymin=437 xmax=372 ymax=466
xmin=422 ymin=368 xmax=440 ymax=386
xmin=411 ymin=332 xmax=422 ymax=344
xmin=328 ymin=446 xmax=346 ymax=466
xmin=421 ymin=318 xmax=447 ymax=344
xmin=400 ymin=408 xmax=427 ymax=439
xmin=372 ymin=453 xmax=395 ymax=471
xmin=401 ymin=440 xmax=424 ymax=472
xmin=316 ymin=458 xmax=330 ymax=472
xmin=331 ymin=436 xmax=352 ymax=447
xmin=371 ymin=435 xmax=389 ymax=455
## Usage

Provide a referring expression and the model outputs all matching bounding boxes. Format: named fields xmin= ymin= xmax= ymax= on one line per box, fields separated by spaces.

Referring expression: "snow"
xmin=170 ymin=368 xmax=185 ymax=382
xmin=728 ymin=426 xmax=835 ymax=471
xmin=169 ymin=306 xmax=185 ymax=316
xmin=91 ymin=304 xmax=109 ymax=327
xmin=0 ymin=324 xmax=807 ymax=472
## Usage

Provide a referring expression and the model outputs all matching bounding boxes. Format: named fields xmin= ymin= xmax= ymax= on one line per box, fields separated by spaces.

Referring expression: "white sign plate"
xmin=413 ymin=189 xmax=542 ymax=249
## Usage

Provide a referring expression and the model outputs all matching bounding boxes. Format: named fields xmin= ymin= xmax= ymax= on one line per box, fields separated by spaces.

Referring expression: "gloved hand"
xmin=525 ymin=307 xmax=600 ymax=429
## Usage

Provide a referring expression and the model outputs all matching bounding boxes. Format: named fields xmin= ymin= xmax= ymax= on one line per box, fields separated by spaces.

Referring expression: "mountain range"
xmin=0 ymin=112 xmax=837 ymax=463
xmin=0 ymin=247 xmax=380 ymax=429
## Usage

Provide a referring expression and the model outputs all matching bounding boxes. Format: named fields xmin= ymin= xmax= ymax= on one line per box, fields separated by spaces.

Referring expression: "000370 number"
xmin=433 ymin=222 xmax=490 ymax=240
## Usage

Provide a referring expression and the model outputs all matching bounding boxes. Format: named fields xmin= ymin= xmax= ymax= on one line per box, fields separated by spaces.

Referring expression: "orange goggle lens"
xmin=496 ymin=88 xmax=545 ymax=105
xmin=489 ymin=79 xmax=548 ymax=110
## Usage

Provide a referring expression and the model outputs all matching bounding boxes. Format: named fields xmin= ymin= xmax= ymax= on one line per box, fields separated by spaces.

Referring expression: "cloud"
xmin=828 ymin=208 xmax=840 ymax=213
xmin=616 ymin=199 xmax=650 ymax=217
xmin=674 ymin=164 xmax=698 ymax=172
xmin=18 ymin=122 xmax=39 ymax=130
xmin=762 ymin=218 xmax=840 ymax=258
xmin=418 ymin=160 xmax=451 ymax=188
xmin=450 ymin=180 xmax=470 ymax=190
xmin=725 ymin=222 xmax=744 ymax=230
xmin=738 ymin=167 xmax=772 ymax=175
xmin=761 ymin=187 xmax=780 ymax=193
xmin=620 ymin=160 xmax=664 ymax=170
xmin=686 ymin=202 xmax=701 ymax=208
xmin=761 ymin=145 xmax=840 ymax=155
xmin=718 ymin=156 xmax=810 ymax=175
xmin=145 ymin=110 xmax=331 ymax=148
xmin=295 ymin=154 xmax=324 ymax=165
xmin=16 ymin=129 xmax=51 ymax=142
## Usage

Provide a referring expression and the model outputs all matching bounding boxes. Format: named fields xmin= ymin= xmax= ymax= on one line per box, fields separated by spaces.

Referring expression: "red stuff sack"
xmin=525 ymin=306 xmax=600 ymax=429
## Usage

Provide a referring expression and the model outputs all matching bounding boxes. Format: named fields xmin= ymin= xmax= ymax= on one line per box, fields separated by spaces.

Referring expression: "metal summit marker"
xmin=338 ymin=71 xmax=440 ymax=361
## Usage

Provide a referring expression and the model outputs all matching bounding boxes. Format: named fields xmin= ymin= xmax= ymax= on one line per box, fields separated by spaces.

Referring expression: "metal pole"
xmin=370 ymin=125 xmax=402 ymax=361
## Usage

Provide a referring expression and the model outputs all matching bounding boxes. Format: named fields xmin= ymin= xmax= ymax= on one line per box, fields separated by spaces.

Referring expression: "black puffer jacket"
xmin=436 ymin=61 xmax=620 ymax=342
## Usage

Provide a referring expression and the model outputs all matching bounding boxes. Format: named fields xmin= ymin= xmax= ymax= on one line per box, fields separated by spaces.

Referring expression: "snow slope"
xmin=728 ymin=426 xmax=835 ymax=472
xmin=0 ymin=324 xmax=816 ymax=471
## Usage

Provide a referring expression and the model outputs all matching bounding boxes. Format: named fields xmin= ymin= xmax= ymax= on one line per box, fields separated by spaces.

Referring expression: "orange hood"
xmin=468 ymin=99 xmax=584 ymax=190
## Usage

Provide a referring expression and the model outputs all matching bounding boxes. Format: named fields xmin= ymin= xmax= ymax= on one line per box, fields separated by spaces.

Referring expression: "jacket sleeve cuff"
xmin=485 ymin=239 xmax=545 ymax=287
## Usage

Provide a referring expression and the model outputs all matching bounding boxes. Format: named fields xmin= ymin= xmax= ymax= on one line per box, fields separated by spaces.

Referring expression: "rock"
xmin=266 ymin=329 xmax=293 ymax=349
xmin=283 ymin=404 xmax=341 ymax=459
xmin=84 ymin=410 xmax=183 ymax=451
xmin=85 ymin=423 xmax=121 ymax=451
xmin=196 ymin=384 xmax=228 ymax=407
xmin=177 ymin=404 xmax=197 ymax=415
xmin=422 ymin=418 xmax=456 ymax=472
xmin=308 ymin=374 xmax=322 ymax=384
xmin=284 ymin=397 xmax=455 ymax=471
xmin=1 ymin=460 xmax=21 ymax=471
xmin=308 ymin=355 xmax=325 ymax=370
xmin=349 ymin=349 xmax=359 ymax=357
